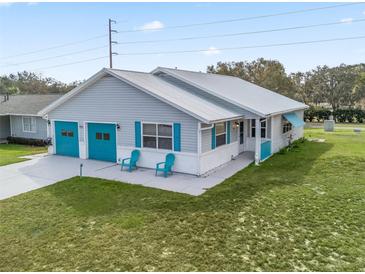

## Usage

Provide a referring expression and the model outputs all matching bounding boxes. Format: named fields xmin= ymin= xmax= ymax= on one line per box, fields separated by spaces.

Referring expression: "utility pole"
xmin=108 ymin=18 xmax=118 ymax=68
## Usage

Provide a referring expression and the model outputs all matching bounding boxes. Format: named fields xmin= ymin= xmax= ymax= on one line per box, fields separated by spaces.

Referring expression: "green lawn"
xmin=0 ymin=129 xmax=365 ymax=271
xmin=306 ymin=122 xmax=365 ymax=128
xmin=0 ymin=144 xmax=47 ymax=166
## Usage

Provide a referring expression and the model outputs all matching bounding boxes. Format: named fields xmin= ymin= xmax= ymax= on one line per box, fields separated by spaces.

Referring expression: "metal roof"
xmin=106 ymin=68 xmax=242 ymax=123
xmin=0 ymin=94 xmax=63 ymax=115
xmin=152 ymin=67 xmax=308 ymax=116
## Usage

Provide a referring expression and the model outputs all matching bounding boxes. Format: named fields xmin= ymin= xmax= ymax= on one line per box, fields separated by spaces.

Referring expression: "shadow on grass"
xmin=198 ymin=140 xmax=334 ymax=209
xmin=45 ymin=140 xmax=333 ymax=217
xmin=45 ymin=176 xmax=191 ymax=217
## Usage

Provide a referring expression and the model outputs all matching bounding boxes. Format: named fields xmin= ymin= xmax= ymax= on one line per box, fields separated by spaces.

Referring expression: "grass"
xmin=306 ymin=122 xmax=365 ymax=128
xmin=0 ymin=129 xmax=365 ymax=271
xmin=0 ymin=144 xmax=47 ymax=166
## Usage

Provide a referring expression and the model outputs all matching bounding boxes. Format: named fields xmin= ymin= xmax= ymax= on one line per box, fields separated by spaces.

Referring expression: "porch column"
xmin=255 ymin=118 xmax=261 ymax=165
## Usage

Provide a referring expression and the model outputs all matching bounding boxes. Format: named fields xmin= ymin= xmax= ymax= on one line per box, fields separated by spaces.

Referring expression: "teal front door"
xmin=88 ymin=123 xmax=116 ymax=162
xmin=55 ymin=121 xmax=79 ymax=157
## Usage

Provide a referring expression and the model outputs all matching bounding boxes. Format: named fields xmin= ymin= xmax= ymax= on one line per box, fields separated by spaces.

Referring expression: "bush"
xmin=304 ymin=107 xmax=365 ymax=123
xmin=7 ymin=136 xmax=50 ymax=146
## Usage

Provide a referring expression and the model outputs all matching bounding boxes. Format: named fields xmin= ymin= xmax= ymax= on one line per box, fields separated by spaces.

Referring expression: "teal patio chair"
xmin=119 ymin=149 xmax=140 ymax=172
xmin=155 ymin=153 xmax=175 ymax=178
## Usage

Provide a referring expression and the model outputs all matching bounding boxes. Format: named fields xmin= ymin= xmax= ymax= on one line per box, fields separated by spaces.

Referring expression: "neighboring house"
xmin=39 ymin=67 xmax=308 ymax=176
xmin=0 ymin=94 xmax=62 ymax=141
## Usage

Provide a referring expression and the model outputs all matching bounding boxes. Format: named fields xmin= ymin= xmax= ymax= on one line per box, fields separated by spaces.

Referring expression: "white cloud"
xmin=340 ymin=18 xmax=353 ymax=24
xmin=203 ymin=46 xmax=221 ymax=56
xmin=27 ymin=2 xmax=39 ymax=5
xmin=0 ymin=2 xmax=12 ymax=7
xmin=363 ymin=10 xmax=365 ymax=15
xmin=137 ymin=20 xmax=164 ymax=31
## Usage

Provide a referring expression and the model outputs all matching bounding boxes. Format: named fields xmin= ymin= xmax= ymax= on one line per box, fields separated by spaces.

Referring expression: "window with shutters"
xmin=142 ymin=123 xmax=172 ymax=150
xmin=215 ymin=122 xmax=226 ymax=147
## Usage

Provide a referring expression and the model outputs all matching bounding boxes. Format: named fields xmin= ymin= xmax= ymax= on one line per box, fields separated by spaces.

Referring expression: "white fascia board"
xmin=38 ymin=68 xmax=108 ymax=116
xmin=5 ymin=113 xmax=42 ymax=117
xmin=152 ymin=67 xmax=267 ymax=117
xmin=267 ymin=105 xmax=309 ymax=117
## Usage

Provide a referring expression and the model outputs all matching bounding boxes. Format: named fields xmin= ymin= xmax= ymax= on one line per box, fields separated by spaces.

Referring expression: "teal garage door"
xmin=88 ymin=123 xmax=116 ymax=162
xmin=55 ymin=121 xmax=79 ymax=157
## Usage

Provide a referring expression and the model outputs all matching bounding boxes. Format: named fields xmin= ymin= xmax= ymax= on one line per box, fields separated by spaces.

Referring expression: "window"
xmin=103 ymin=133 xmax=110 ymax=141
xmin=215 ymin=122 xmax=226 ymax=147
xmin=251 ymin=119 xmax=256 ymax=138
xmin=261 ymin=119 xmax=266 ymax=138
xmin=67 ymin=131 xmax=74 ymax=137
xmin=282 ymin=119 xmax=292 ymax=134
xmin=61 ymin=130 xmax=67 ymax=137
xmin=96 ymin=132 xmax=102 ymax=140
xmin=142 ymin=123 xmax=172 ymax=150
xmin=250 ymin=119 xmax=266 ymax=138
xmin=22 ymin=116 xmax=36 ymax=133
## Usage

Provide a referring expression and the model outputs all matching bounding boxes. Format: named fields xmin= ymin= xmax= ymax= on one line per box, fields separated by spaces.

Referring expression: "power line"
xmin=1 ymin=45 xmax=108 ymax=67
xmin=5 ymin=17 xmax=363 ymax=67
xmin=117 ymin=2 xmax=362 ymax=33
xmin=0 ymin=2 xmax=359 ymax=61
xmin=0 ymin=34 xmax=107 ymax=61
xmin=33 ymin=55 xmax=109 ymax=71
xmin=30 ymin=35 xmax=365 ymax=71
xmin=117 ymin=18 xmax=365 ymax=45
xmin=115 ymin=35 xmax=365 ymax=56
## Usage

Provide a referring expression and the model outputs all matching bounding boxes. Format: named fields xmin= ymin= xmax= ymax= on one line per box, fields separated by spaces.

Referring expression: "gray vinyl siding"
xmin=9 ymin=115 xmax=48 ymax=140
xmin=48 ymin=76 xmax=198 ymax=153
xmin=0 ymin=115 xmax=10 ymax=138
xmin=157 ymin=73 xmax=258 ymax=118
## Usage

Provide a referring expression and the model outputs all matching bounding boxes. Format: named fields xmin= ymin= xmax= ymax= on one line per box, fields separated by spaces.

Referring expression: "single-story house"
xmin=39 ymin=67 xmax=308 ymax=176
xmin=0 ymin=94 xmax=62 ymax=142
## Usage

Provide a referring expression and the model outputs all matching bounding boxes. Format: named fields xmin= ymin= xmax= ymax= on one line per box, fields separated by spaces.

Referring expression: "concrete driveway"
xmin=0 ymin=153 xmax=254 ymax=200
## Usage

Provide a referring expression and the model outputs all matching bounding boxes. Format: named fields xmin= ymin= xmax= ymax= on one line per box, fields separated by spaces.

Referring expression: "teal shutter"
xmin=211 ymin=125 xmax=216 ymax=149
xmin=226 ymin=121 xmax=231 ymax=144
xmin=135 ymin=121 xmax=141 ymax=148
xmin=173 ymin=123 xmax=181 ymax=152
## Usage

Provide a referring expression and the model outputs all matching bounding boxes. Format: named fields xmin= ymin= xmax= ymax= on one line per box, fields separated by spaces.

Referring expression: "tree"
xmin=207 ymin=58 xmax=295 ymax=98
xmin=309 ymin=65 xmax=365 ymax=110
xmin=0 ymin=71 xmax=80 ymax=95
xmin=289 ymin=71 xmax=314 ymax=105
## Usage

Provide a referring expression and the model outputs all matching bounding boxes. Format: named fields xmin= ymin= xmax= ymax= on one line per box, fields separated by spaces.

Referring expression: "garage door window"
xmin=142 ymin=123 xmax=172 ymax=150
xmin=96 ymin=132 xmax=111 ymax=141
xmin=61 ymin=129 xmax=74 ymax=137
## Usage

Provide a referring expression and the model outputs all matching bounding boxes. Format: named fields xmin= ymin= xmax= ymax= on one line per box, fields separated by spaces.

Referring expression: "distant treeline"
xmin=208 ymin=59 xmax=365 ymax=111
xmin=0 ymin=71 xmax=82 ymax=94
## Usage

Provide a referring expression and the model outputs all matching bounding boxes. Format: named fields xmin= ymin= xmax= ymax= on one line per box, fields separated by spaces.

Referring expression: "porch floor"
xmin=0 ymin=152 xmax=254 ymax=199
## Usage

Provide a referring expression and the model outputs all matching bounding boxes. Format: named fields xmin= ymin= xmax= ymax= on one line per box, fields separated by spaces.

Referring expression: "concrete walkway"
xmin=0 ymin=152 xmax=254 ymax=200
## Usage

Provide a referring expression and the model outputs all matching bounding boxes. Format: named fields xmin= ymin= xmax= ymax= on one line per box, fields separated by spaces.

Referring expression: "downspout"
xmin=197 ymin=122 xmax=201 ymax=176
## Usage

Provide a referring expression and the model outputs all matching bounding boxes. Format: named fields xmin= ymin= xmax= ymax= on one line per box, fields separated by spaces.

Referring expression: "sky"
xmin=0 ymin=2 xmax=365 ymax=83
